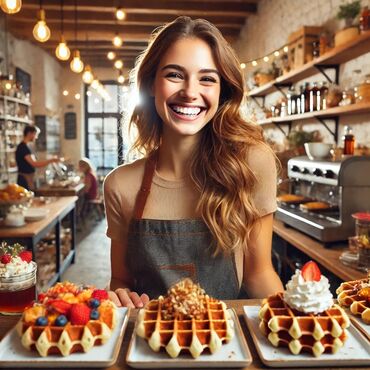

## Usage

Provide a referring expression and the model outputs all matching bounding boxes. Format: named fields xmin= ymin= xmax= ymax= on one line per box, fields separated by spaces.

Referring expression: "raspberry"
xmin=19 ymin=250 xmax=32 ymax=263
xmin=70 ymin=303 xmax=91 ymax=325
xmin=0 ymin=254 xmax=11 ymax=264
xmin=91 ymin=289 xmax=109 ymax=301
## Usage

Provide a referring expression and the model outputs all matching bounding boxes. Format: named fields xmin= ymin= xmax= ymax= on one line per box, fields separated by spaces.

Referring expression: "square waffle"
xmin=259 ymin=292 xmax=350 ymax=357
xmin=136 ymin=279 xmax=234 ymax=358
xmin=16 ymin=282 xmax=117 ymax=357
xmin=336 ymin=277 xmax=370 ymax=324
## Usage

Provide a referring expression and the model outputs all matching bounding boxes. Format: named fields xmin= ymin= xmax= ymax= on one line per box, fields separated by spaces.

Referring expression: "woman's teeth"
xmin=171 ymin=105 xmax=202 ymax=116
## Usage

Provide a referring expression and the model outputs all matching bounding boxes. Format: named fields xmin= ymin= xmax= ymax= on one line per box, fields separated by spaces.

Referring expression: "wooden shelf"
xmin=0 ymin=95 xmax=31 ymax=106
xmin=0 ymin=115 xmax=33 ymax=124
xmin=248 ymin=30 xmax=370 ymax=97
xmin=257 ymin=101 xmax=370 ymax=126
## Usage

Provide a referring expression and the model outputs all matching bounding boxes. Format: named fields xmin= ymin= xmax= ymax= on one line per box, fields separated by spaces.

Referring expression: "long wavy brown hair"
xmin=129 ymin=16 xmax=274 ymax=255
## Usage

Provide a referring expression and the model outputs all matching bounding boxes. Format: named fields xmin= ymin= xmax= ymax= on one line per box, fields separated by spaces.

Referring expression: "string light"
xmin=91 ymin=79 xmax=99 ymax=89
xmin=117 ymin=71 xmax=125 ymax=84
xmin=33 ymin=6 xmax=51 ymax=43
xmin=70 ymin=50 xmax=84 ymax=73
xmin=107 ymin=51 xmax=116 ymax=60
xmin=263 ymin=56 xmax=269 ymax=62
xmin=1 ymin=0 xmax=22 ymax=14
xmin=283 ymin=46 xmax=289 ymax=53
xmin=112 ymin=33 xmax=123 ymax=47
xmin=252 ymin=60 xmax=258 ymax=67
xmin=115 ymin=7 xmax=126 ymax=20
xmin=114 ymin=59 xmax=123 ymax=69
xmin=240 ymin=63 xmax=246 ymax=69
xmin=55 ymin=0 xmax=70 ymax=61
xmin=62 ymin=90 xmax=69 ymax=96
xmin=75 ymin=93 xmax=80 ymax=100
xmin=274 ymin=50 xmax=280 ymax=57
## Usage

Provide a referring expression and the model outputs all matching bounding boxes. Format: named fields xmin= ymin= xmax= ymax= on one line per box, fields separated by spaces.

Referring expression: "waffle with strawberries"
xmin=136 ymin=279 xmax=234 ymax=358
xmin=336 ymin=277 xmax=370 ymax=324
xmin=259 ymin=261 xmax=350 ymax=357
xmin=16 ymin=281 xmax=117 ymax=357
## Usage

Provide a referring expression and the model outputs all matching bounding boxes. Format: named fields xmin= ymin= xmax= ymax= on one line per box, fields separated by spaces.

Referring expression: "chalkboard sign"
xmin=15 ymin=67 xmax=31 ymax=94
xmin=64 ymin=112 xmax=77 ymax=139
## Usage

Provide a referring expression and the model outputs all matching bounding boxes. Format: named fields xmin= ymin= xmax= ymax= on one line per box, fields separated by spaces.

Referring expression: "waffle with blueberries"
xmin=16 ymin=281 xmax=117 ymax=357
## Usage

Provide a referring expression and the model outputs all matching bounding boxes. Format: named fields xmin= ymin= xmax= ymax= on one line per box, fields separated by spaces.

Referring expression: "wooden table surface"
xmin=273 ymin=219 xmax=364 ymax=282
xmin=0 ymin=299 xmax=368 ymax=370
xmin=0 ymin=196 xmax=77 ymax=238
xmin=35 ymin=183 xmax=85 ymax=197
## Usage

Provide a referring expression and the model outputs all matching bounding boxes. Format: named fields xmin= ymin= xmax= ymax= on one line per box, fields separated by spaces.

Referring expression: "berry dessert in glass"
xmin=0 ymin=242 xmax=37 ymax=315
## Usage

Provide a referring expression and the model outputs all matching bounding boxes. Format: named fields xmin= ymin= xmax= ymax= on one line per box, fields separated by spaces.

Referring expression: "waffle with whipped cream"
xmin=136 ymin=278 xmax=234 ymax=358
xmin=336 ymin=277 xmax=370 ymax=324
xmin=259 ymin=261 xmax=350 ymax=357
xmin=16 ymin=282 xmax=117 ymax=357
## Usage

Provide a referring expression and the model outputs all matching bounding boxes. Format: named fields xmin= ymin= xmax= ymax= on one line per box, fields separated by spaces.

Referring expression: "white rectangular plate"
xmin=345 ymin=308 xmax=370 ymax=341
xmin=126 ymin=308 xmax=251 ymax=368
xmin=243 ymin=306 xmax=370 ymax=367
xmin=0 ymin=307 xmax=129 ymax=368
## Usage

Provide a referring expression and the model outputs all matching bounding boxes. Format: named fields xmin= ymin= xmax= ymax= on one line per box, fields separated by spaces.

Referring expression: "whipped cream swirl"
xmin=0 ymin=257 xmax=36 ymax=279
xmin=284 ymin=269 xmax=333 ymax=314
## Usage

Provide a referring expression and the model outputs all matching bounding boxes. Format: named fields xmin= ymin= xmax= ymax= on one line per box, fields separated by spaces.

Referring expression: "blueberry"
xmin=89 ymin=298 xmax=100 ymax=309
xmin=90 ymin=309 xmax=99 ymax=320
xmin=55 ymin=315 xmax=68 ymax=327
xmin=36 ymin=316 xmax=48 ymax=326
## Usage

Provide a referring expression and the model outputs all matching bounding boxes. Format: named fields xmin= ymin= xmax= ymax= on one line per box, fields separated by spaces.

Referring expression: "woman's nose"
xmin=179 ymin=79 xmax=198 ymax=100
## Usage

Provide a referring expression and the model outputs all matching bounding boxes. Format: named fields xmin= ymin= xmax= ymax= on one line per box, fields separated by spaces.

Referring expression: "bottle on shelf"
xmin=360 ymin=6 xmax=370 ymax=32
xmin=342 ymin=125 xmax=355 ymax=155
xmin=300 ymin=82 xmax=310 ymax=113
xmin=309 ymin=82 xmax=319 ymax=112
xmin=317 ymin=81 xmax=328 ymax=111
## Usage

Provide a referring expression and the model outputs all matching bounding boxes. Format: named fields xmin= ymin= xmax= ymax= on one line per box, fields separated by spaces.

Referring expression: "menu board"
xmin=64 ymin=112 xmax=77 ymax=139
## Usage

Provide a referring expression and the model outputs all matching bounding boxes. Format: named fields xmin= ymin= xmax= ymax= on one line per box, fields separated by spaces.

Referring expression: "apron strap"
xmin=133 ymin=150 xmax=158 ymax=220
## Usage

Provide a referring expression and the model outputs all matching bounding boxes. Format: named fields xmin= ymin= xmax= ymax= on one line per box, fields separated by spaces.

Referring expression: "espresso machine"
xmin=276 ymin=156 xmax=370 ymax=245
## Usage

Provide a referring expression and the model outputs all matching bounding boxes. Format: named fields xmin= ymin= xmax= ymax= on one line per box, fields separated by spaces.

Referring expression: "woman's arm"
xmin=242 ymin=213 xmax=284 ymax=298
xmin=108 ymin=239 xmax=149 ymax=308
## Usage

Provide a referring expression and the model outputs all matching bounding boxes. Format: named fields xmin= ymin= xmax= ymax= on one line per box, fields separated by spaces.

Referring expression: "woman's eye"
xmin=166 ymin=72 xmax=183 ymax=79
xmin=201 ymin=76 xmax=217 ymax=83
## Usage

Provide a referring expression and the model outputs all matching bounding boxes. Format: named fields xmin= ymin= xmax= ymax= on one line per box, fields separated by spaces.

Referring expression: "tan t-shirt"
xmin=103 ymin=144 xmax=277 ymax=287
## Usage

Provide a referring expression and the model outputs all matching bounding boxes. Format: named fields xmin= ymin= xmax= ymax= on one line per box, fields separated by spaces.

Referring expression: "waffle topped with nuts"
xmin=136 ymin=279 xmax=234 ymax=358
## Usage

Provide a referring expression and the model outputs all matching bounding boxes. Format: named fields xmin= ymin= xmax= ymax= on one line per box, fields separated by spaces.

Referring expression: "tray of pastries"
xmin=276 ymin=194 xmax=311 ymax=205
xmin=299 ymin=201 xmax=338 ymax=212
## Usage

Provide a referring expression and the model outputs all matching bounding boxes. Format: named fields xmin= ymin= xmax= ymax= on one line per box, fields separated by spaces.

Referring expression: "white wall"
xmin=234 ymin=0 xmax=370 ymax=149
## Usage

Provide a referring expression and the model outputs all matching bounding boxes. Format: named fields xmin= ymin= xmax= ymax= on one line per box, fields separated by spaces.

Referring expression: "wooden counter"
xmin=0 ymin=299 xmax=367 ymax=370
xmin=273 ymin=219 xmax=364 ymax=282
xmin=0 ymin=196 xmax=78 ymax=287
xmin=35 ymin=182 xmax=85 ymax=197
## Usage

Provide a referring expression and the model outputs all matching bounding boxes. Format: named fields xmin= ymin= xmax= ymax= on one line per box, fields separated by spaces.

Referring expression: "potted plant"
xmin=335 ymin=0 xmax=361 ymax=47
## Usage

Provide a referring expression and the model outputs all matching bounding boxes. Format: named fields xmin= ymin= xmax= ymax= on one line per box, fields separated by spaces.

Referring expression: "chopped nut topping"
xmin=161 ymin=279 xmax=208 ymax=319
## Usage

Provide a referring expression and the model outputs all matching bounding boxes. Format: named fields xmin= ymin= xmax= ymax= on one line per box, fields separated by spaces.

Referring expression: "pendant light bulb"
xmin=112 ymin=34 xmax=123 ymax=47
xmin=70 ymin=50 xmax=84 ymax=73
xmin=1 ymin=0 xmax=22 ymax=14
xmin=55 ymin=36 xmax=71 ymax=61
xmin=115 ymin=7 xmax=126 ymax=20
xmin=91 ymin=79 xmax=99 ymax=89
xmin=33 ymin=9 xmax=51 ymax=43
xmin=82 ymin=64 xmax=94 ymax=84
xmin=107 ymin=51 xmax=116 ymax=60
xmin=117 ymin=73 xmax=125 ymax=84
xmin=114 ymin=59 xmax=123 ymax=69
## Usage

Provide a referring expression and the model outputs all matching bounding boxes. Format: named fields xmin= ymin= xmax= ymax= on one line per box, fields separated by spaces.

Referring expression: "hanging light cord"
xmin=60 ymin=0 xmax=64 ymax=35
xmin=4 ymin=14 xmax=9 ymax=77
xmin=74 ymin=0 xmax=77 ymax=44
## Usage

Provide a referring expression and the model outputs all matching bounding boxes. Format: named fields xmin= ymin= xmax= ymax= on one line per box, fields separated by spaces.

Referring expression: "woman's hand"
xmin=108 ymin=288 xmax=149 ymax=308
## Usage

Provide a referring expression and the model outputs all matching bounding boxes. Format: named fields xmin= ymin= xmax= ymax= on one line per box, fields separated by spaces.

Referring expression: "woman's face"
xmin=152 ymin=37 xmax=221 ymax=139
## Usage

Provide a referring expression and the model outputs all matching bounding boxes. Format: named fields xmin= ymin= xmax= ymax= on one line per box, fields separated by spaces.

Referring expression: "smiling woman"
xmin=104 ymin=16 xmax=283 ymax=308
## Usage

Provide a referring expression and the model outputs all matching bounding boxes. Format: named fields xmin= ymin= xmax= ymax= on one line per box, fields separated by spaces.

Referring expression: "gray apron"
xmin=126 ymin=152 xmax=240 ymax=300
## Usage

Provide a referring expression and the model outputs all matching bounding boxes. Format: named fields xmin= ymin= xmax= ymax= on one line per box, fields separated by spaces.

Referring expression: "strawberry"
xmin=70 ymin=303 xmax=91 ymax=325
xmin=37 ymin=293 xmax=46 ymax=303
xmin=0 ymin=254 xmax=11 ymax=264
xmin=301 ymin=261 xmax=321 ymax=282
xmin=19 ymin=250 xmax=32 ymax=263
xmin=92 ymin=289 xmax=109 ymax=301
xmin=47 ymin=299 xmax=72 ymax=315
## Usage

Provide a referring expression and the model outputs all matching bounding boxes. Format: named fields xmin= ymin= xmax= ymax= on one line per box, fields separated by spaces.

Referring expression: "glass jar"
xmin=355 ymin=74 xmax=370 ymax=103
xmin=0 ymin=261 xmax=37 ymax=315
xmin=352 ymin=213 xmax=370 ymax=272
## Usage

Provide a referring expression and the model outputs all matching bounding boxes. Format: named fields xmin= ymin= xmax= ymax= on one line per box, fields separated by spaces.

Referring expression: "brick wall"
xmin=234 ymin=0 xmax=370 ymax=149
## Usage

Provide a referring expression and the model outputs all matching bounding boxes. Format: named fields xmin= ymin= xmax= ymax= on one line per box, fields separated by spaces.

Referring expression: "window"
xmin=85 ymin=82 xmax=123 ymax=175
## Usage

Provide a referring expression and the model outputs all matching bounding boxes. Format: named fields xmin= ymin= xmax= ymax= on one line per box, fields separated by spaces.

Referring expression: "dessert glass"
xmin=0 ymin=261 xmax=37 ymax=315
xmin=352 ymin=212 xmax=370 ymax=272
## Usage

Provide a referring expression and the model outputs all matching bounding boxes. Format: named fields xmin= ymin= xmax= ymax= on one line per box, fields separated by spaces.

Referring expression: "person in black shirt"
xmin=15 ymin=125 xmax=59 ymax=190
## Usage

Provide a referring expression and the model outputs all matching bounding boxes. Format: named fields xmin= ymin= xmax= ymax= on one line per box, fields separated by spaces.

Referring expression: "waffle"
xmin=136 ymin=279 xmax=234 ymax=358
xmin=336 ymin=277 xmax=370 ymax=324
xmin=259 ymin=292 xmax=350 ymax=357
xmin=17 ymin=282 xmax=117 ymax=357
